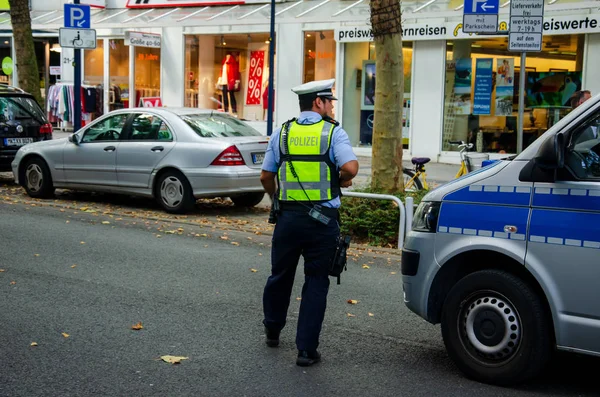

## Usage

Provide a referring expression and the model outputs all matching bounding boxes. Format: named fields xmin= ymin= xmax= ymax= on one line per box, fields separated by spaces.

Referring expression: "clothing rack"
xmin=47 ymin=83 xmax=103 ymax=131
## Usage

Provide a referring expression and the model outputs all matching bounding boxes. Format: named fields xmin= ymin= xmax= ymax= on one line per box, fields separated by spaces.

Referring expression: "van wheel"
xmin=441 ymin=270 xmax=552 ymax=386
xmin=23 ymin=157 xmax=54 ymax=199
xmin=155 ymin=170 xmax=195 ymax=214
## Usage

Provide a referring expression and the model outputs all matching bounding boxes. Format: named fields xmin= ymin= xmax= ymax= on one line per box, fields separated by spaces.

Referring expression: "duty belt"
xmin=279 ymin=202 xmax=339 ymax=218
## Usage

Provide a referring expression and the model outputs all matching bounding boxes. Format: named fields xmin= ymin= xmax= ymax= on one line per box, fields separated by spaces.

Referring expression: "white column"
xmin=161 ymin=27 xmax=185 ymax=107
xmin=583 ymin=33 xmax=600 ymax=96
xmin=410 ymin=40 xmax=446 ymax=162
xmin=198 ymin=35 xmax=215 ymax=109
xmin=61 ymin=48 xmax=75 ymax=83
xmin=103 ymin=38 xmax=110 ymax=114
xmin=274 ymin=23 xmax=303 ymax=127
xmin=129 ymin=44 xmax=135 ymax=108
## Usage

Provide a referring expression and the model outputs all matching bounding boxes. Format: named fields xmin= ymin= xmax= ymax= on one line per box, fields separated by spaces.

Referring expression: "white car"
xmin=12 ymin=108 xmax=268 ymax=213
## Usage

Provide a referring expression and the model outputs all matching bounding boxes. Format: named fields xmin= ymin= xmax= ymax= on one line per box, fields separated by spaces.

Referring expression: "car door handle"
xmin=151 ymin=146 xmax=164 ymax=152
xmin=104 ymin=146 xmax=116 ymax=152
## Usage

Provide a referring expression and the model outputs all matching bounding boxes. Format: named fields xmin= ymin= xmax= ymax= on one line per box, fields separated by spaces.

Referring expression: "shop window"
xmin=303 ymin=31 xmax=336 ymax=83
xmin=0 ymin=38 xmax=12 ymax=86
xmin=135 ymin=46 xmax=160 ymax=107
xmin=184 ymin=33 xmax=272 ymax=122
xmin=84 ymin=41 xmax=104 ymax=86
xmin=442 ymin=35 xmax=585 ymax=154
xmin=341 ymin=41 xmax=413 ymax=148
xmin=109 ymin=39 xmax=130 ymax=111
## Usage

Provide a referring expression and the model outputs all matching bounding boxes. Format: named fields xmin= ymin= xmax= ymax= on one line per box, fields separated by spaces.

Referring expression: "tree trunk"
xmin=369 ymin=0 xmax=404 ymax=193
xmin=8 ymin=0 xmax=42 ymax=106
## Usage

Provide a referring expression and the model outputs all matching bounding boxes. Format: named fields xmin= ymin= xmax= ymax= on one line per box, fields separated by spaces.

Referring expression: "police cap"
xmin=291 ymin=79 xmax=338 ymax=101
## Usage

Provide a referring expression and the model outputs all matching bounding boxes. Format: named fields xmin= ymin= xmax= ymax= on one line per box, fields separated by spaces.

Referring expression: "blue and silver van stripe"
xmin=444 ymin=185 xmax=531 ymax=206
xmin=437 ymin=202 xmax=529 ymax=241
xmin=533 ymin=187 xmax=600 ymax=211
xmin=529 ymin=209 xmax=600 ymax=249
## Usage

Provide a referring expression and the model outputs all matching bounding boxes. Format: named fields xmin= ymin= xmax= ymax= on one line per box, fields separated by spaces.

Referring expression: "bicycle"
xmin=403 ymin=141 xmax=475 ymax=191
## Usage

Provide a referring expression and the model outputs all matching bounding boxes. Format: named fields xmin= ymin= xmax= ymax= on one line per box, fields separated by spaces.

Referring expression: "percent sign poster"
xmin=246 ymin=50 xmax=265 ymax=105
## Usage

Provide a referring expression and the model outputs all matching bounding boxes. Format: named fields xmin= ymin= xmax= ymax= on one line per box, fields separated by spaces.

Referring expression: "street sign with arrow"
xmin=64 ymin=4 xmax=91 ymax=29
xmin=462 ymin=0 xmax=499 ymax=34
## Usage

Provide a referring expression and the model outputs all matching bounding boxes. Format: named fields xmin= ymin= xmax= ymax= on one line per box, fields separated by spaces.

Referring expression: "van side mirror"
xmin=534 ymin=133 xmax=564 ymax=169
xmin=68 ymin=134 xmax=80 ymax=146
xmin=519 ymin=134 xmax=565 ymax=183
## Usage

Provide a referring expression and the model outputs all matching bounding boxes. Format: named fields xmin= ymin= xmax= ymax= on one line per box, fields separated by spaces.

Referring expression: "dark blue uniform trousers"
xmin=263 ymin=209 xmax=339 ymax=352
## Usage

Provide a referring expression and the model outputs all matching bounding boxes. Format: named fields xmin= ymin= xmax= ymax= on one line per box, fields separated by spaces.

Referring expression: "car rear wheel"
xmin=441 ymin=269 xmax=552 ymax=386
xmin=155 ymin=170 xmax=195 ymax=214
xmin=230 ymin=192 xmax=265 ymax=207
xmin=23 ymin=157 xmax=54 ymax=198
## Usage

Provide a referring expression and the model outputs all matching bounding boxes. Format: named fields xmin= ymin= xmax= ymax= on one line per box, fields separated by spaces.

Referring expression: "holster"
xmin=330 ymin=235 xmax=351 ymax=285
xmin=268 ymin=196 xmax=280 ymax=224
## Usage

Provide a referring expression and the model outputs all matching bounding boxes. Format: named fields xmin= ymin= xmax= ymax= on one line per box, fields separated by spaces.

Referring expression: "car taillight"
xmin=40 ymin=123 xmax=53 ymax=134
xmin=211 ymin=146 xmax=245 ymax=166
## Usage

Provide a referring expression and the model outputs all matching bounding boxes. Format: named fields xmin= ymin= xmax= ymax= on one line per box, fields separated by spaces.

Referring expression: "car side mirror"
xmin=534 ymin=133 xmax=564 ymax=169
xmin=68 ymin=134 xmax=80 ymax=146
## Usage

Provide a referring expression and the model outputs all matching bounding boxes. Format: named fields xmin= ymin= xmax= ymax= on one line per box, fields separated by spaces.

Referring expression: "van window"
xmin=567 ymin=112 xmax=600 ymax=179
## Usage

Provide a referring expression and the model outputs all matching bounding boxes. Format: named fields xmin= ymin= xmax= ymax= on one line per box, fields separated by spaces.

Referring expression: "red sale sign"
xmin=246 ymin=51 xmax=264 ymax=105
xmin=139 ymin=97 xmax=162 ymax=107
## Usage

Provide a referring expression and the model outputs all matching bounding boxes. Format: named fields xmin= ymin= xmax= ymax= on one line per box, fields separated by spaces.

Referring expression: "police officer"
xmin=260 ymin=79 xmax=359 ymax=367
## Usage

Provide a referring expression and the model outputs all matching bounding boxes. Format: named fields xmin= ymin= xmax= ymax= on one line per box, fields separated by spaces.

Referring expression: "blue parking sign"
xmin=463 ymin=0 xmax=499 ymax=15
xmin=64 ymin=4 xmax=91 ymax=29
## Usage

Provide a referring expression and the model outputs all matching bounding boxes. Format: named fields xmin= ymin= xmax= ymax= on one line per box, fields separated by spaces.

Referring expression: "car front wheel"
xmin=155 ymin=170 xmax=195 ymax=214
xmin=441 ymin=269 xmax=552 ymax=386
xmin=22 ymin=157 xmax=54 ymax=198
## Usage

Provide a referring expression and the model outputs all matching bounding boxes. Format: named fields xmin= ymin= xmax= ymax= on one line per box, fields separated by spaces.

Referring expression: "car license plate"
xmin=252 ymin=152 xmax=265 ymax=164
xmin=4 ymin=138 xmax=33 ymax=147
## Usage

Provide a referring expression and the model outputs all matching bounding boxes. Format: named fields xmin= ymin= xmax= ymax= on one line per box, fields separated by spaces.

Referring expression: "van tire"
xmin=441 ymin=269 xmax=552 ymax=386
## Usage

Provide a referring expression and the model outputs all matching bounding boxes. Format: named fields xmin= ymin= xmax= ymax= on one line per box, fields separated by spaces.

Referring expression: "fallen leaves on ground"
xmin=347 ymin=299 xmax=359 ymax=305
xmin=101 ymin=221 xmax=110 ymax=225
xmin=62 ymin=333 xmax=70 ymax=338
xmin=71 ymin=264 xmax=77 ymax=268
xmin=131 ymin=322 xmax=144 ymax=331
xmin=346 ymin=313 xmax=356 ymax=318
xmin=362 ymin=264 xmax=370 ymax=269
xmin=80 ymin=241 xmax=85 ymax=245
xmin=296 ymin=297 xmax=302 ymax=301
xmin=390 ymin=272 xmax=397 ymax=275
xmin=160 ymin=355 xmax=188 ymax=364
xmin=368 ymin=313 xmax=375 ymax=317
xmin=10 ymin=281 xmax=16 ymax=285
xmin=220 ymin=236 xmax=229 ymax=240
xmin=231 ymin=242 xmax=240 ymax=246
xmin=0 ymin=269 xmax=5 ymax=272
xmin=30 ymin=342 xmax=38 ymax=347
xmin=250 ymin=268 xmax=258 ymax=273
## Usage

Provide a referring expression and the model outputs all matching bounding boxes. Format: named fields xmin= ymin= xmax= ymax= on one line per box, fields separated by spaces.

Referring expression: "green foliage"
xmin=340 ymin=187 xmax=428 ymax=248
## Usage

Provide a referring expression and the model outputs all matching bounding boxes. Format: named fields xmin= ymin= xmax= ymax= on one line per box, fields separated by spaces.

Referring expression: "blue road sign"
xmin=64 ymin=4 xmax=91 ymax=29
xmin=463 ymin=0 xmax=499 ymax=15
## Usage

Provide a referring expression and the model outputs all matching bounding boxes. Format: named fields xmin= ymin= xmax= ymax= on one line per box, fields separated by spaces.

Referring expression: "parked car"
xmin=0 ymin=86 xmax=53 ymax=171
xmin=12 ymin=108 xmax=268 ymax=213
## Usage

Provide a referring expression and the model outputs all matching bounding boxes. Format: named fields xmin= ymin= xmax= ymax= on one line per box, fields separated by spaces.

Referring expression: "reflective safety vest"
xmin=278 ymin=119 xmax=341 ymax=202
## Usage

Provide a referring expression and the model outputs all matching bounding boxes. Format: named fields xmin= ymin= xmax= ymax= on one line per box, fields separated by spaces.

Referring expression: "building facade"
xmin=5 ymin=0 xmax=600 ymax=163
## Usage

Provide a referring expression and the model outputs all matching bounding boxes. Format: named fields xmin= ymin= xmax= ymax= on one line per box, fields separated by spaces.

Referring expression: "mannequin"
xmin=219 ymin=53 xmax=240 ymax=116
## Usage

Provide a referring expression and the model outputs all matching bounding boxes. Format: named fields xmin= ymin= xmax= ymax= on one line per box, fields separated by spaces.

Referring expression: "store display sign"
xmin=495 ymin=58 xmax=514 ymax=116
xmin=473 ymin=58 xmax=493 ymax=115
xmin=125 ymin=31 xmax=161 ymax=48
xmin=509 ymin=0 xmax=544 ymax=52
xmin=246 ymin=51 xmax=264 ymax=106
xmin=453 ymin=59 xmax=472 ymax=115
xmin=126 ymin=0 xmax=250 ymax=8
xmin=139 ymin=97 xmax=163 ymax=107
xmin=50 ymin=66 xmax=62 ymax=76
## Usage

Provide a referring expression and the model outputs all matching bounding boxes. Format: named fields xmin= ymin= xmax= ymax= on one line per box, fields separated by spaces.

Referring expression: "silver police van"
xmin=402 ymin=95 xmax=600 ymax=385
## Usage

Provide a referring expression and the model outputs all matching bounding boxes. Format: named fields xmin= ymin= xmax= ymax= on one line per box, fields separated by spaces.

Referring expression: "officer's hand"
xmin=340 ymin=179 xmax=353 ymax=188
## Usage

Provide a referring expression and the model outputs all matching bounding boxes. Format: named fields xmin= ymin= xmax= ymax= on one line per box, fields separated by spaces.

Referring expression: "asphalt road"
xmin=0 ymin=202 xmax=598 ymax=397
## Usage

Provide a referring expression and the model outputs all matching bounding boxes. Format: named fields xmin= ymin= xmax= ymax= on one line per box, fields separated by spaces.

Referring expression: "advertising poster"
xmin=454 ymin=58 xmax=472 ymax=114
xmin=361 ymin=60 xmax=376 ymax=110
xmin=495 ymin=58 xmax=515 ymax=116
xmin=245 ymin=51 xmax=264 ymax=105
xmin=525 ymin=71 xmax=582 ymax=107
xmin=473 ymin=58 xmax=493 ymax=116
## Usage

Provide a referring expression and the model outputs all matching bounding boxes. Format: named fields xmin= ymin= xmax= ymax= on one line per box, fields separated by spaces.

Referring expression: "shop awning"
xmin=21 ymin=0 xmax=600 ymax=30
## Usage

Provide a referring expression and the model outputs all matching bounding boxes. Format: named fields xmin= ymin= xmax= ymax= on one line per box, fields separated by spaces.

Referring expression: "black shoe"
xmin=265 ymin=327 xmax=280 ymax=347
xmin=296 ymin=350 xmax=321 ymax=367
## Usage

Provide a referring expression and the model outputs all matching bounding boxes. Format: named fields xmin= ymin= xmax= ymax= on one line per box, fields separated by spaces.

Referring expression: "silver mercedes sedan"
xmin=11 ymin=108 xmax=268 ymax=213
